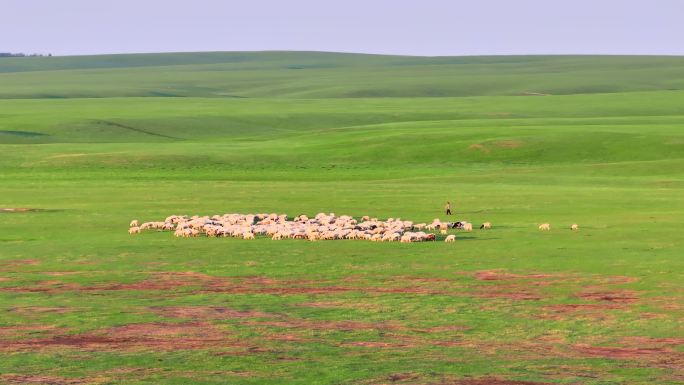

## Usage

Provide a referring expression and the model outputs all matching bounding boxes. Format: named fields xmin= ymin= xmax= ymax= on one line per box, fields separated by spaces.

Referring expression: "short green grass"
xmin=0 ymin=53 xmax=682 ymax=385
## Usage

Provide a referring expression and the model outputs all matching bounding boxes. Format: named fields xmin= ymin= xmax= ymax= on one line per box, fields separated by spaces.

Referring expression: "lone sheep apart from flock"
xmin=571 ymin=224 xmax=579 ymax=231
xmin=480 ymin=222 xmax=491 ymax=230
xmin=539 ymin=223 xmax=551 ymax=231
xmin=445 ymin=234 xmax=456 ymax=242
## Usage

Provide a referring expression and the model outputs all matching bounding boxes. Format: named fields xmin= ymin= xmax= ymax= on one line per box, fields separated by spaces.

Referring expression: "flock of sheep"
xmin=128 ymin=213 xmax=579 ymax=242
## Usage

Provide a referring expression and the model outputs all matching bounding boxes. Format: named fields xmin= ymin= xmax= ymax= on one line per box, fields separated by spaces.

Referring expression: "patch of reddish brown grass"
xmin=473 ymin=270 xmax=559 ymax=281
xmin=538 ymin=303 xmax=624 ymax=320
xmin=0 ymin=374 xmax=105 ymax=385
xmin=10 ymin=307 xmax=73 ymax=317
xmin=494 ymin=140 xmax=524 ymax=149
xmin=1 ymin=322 xmax=242 ymax=352
xmin=151 ymin=306 xmax=270 ymax=320
xmin=578 ymin=290 xmax=639 ymax=303
xmin=453 ymin=379 xmax=552 ymax=385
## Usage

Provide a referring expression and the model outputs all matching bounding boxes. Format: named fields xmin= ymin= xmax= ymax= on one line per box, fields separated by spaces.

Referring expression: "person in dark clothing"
xmin=445 ymin=201 xmax=452 ymax=215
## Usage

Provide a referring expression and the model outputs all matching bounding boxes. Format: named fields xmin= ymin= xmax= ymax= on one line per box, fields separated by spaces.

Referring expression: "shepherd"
xmin=445 ymin=201 xmax=452 ymax=216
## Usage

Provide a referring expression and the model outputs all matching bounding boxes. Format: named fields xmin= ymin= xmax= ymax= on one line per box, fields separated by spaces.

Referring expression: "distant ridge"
xmin=1 ymin=51 xmax=683 ymax=99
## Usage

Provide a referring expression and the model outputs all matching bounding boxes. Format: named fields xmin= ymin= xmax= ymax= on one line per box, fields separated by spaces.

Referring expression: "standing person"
xmin=445 ymin=201 xmax=452 ymax=215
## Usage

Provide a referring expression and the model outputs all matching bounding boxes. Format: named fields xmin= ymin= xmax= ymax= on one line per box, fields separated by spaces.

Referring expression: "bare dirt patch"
xmin=1 ymin=273 xmax=463 ymax=297
xmin=0 ymin=271 xmax=216 ymax=293
xmin=0 ymin=325 xmax=63 ymax=340
xmin=370 ymin=374 xmax=552 ymax=385
xmin=10 ymin=307 xmax=73 ymax=317
xmin=203 ymin=275 xmax=451 ymax=296
xmin=341 ymin=341 xmax=412 ymax=349
xmin=573 ymin=337 xmax=684 ymax=371
xmin=151 ymin=306 xmax=270 ymax=320
xmin=620 ymin=336 xmax=684 ymax=347
xmin=0 ymin=374 xmax=105 ymax=385
xmin=454 ymin=379 xmax=552 ymax=385
xmin=386 ymin=372 xmax=421 ymax=382
xmin=468 ymin=143 xmax=491 ymax=154
xmin=473 ymin=270 xmax=558 ymax=281
xmin=474 ymin=284 xmax=543 ymax=301
xmin=578 ymin=290 xmax=639 ymax=303
xmin=1 ymin=259 xmax=40 ymax=267
xmin=418 ymin=325 xmax=470 ymax=333
xmin=494 ymin=140 xmax=524 ymax=149
xmin=44 ymin=272 xmax=82 ymax=277
xmin=573 ymin=344 xmax=673 ymax=359
xmin=245 ymin=318 xmax=406 ymax=332
xmin=538 ymin=303 xmax=625 ymax=320
xmin=98 ymin=271 xmax=216 ymax=291
xmin=296 ymin=301 xmax=342 ymax=308
xmin=0 ymin=259 xmax=42 ymax=273
xmin=2 ymin=322 xmax=241 ymax=352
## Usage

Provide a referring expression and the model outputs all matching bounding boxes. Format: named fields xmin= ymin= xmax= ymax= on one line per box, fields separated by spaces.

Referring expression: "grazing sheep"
xmin=539 ymin=223 xmax=551 ymax=231
xmin=445 ymin=234 xmax=456 ymax=242
xmin=480 ymin=222 xmax=491 ymax=230
xmin=440 ymin=229 xmax=448 ymax=235
xmin=571 ymin=223 xmax=579 ymax=231
xmin=137 ymin=212 xmax=446 ymax=244
xmin=129 ymin=219 xmax=139 ymax=228
xmin=463 ymin=223 xmax=473 ymax=232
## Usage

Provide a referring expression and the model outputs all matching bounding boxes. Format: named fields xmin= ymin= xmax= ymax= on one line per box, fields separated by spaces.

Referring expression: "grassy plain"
xmin=0 ymin=53 xmax=683 ymax=385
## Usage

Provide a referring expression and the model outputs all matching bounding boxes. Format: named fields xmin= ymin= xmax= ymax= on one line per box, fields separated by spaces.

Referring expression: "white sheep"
xmin=539 ymin=223 xmax=551 ymax=231
xmin=445 ymin=234 xmax=456 ymax=242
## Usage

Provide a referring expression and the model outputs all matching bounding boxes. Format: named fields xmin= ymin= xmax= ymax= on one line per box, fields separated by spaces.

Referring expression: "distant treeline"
xmin=0 ymin=53 xmax=52 ymax=58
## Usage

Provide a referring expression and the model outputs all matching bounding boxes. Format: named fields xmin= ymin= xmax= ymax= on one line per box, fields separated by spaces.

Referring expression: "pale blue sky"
xmin=3 ymin=0 xmax=683 ymax=56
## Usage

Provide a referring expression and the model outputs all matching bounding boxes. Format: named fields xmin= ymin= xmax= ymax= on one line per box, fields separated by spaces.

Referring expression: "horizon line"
xmin=4 ymin=50 xmax=684 ymax=59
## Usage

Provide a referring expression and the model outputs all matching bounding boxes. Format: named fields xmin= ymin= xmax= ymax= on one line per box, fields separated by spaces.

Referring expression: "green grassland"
xmin=0 ymin=52 xmax=683 ymax=385
xmin=2 ymin=52 xmax=684 ymax=99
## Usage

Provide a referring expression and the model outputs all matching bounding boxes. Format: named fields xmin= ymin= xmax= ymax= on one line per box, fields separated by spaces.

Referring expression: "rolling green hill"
xmin=1 ymin=52 xmax=684 ymax=99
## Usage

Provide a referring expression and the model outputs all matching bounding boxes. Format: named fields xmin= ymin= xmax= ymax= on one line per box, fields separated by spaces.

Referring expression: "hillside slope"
xmin=1 ymin=52 xmax=683 ymax=99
